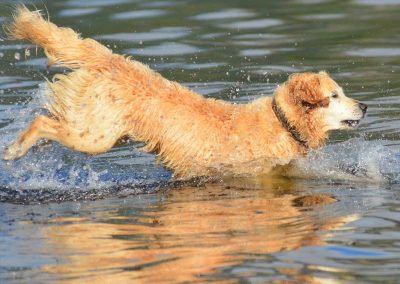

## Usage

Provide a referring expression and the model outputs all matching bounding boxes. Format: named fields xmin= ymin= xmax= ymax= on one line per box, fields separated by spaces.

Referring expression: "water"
xmin=1 ymin=0 xmax=400 ymax=282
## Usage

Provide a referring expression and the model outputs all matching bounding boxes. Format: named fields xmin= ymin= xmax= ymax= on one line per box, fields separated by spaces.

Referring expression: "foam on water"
xmin=291 ymin=138 xmax=400 ymax=184
xmin=0 ymin=85 xmax=399 ymax=203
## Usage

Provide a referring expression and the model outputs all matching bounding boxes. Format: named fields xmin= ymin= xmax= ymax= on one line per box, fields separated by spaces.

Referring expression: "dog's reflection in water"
xmin=38 ymin=179 xmax=357 ymax=283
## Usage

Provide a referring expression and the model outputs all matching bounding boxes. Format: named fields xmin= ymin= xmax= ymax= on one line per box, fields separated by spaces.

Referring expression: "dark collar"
xmin=271 ymin=98 xmax=309 ymax=149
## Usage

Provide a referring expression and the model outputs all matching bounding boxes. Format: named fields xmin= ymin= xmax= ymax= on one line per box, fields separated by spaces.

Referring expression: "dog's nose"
xmin=359 ymin=102 xmax=368 ymax=113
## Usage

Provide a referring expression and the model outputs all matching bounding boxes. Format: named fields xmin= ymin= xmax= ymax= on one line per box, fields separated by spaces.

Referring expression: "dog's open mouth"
xmin=342 ymin=120 xmax=360 ymax=127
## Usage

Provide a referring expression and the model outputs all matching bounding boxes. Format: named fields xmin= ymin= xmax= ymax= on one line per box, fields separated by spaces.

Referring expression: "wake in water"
xmin=0 ymin=85 xmax=399 ymax=203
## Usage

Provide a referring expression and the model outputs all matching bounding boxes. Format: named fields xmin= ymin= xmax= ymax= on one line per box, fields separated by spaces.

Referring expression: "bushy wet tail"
xmin=4 ymin=5 xmax=113 ymax=69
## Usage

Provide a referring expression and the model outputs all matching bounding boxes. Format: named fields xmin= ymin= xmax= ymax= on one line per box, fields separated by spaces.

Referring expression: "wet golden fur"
xmin=3 ymin=7 xmax=364 ymax=178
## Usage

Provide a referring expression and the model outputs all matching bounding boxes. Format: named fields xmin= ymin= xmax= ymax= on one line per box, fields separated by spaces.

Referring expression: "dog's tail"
xmin=4 ymin=5 xmax=113 ymax=69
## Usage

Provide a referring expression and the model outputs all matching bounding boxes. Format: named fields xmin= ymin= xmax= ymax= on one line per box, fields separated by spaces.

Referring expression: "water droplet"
xmin=14 ymin=52 xmax=21 ymax=60
xmin=25 ymin=49 xmax=31 ymax=57
xmin=0 ymin=52 xmax=3 ymax=58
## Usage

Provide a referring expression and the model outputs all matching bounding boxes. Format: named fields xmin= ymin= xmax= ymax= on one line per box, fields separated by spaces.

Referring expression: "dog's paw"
xmin=3 ymin=143 xmax=23 ymax=161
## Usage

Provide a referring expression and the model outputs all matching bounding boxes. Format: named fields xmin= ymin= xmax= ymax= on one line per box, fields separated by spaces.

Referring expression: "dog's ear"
xmin=287 ymin=74 xmax=329 ymax=109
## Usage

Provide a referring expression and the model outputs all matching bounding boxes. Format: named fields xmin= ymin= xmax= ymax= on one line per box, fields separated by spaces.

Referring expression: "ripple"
xmin=326 ymin=246 xmax=387 ymax=258
xmin=64 ymin=0 xmax=132 ymax=7
xmin=0 ymin=44 xmax=29 ymax=51
xmin=220 ymin=18 xmax=282 ymax=30
xmin=111 ymin=10 xmax=167 ymax=20
xmin=15 ymin=58 xmax=48 ymax=69
xmin=126 ymin=42 xmax=201 ymax=56
xmin=233 ymin=33 xmax=286 ymax=40
xmin=250 ymin=65 xmax=301 ymax=75
xmin=300 ymin=13 xmax=346 ymax=20
xmin=0 ymin=80 xmax=41 ymax=90
xmin=141 ymin=1 xmax=179 ymax=8
xmin=297 ymin=0 xmax=332 ymax=3
xmin=240 ymin=49 xmax=272 ymax=57
xmin=346 ymin=48 xmax=400 ymax=57
xmin=354 ymin=0 xmax=400 ymax=5
xmin=181 ymin=62 xmax=226 ymax=70
xmin=191 ymin=8 xmax=255 ymax=21
xmin=97 ymin=27 xmax=190 ymax=43
xmin=352 ymin=216 xmax=397 ymax=228
xmin=0 ymin=76 xmax=26 ymax=84
xmin=232 ymin=33 xmax=288 ymax=47
xmin=154 ymin=62 xmax=226 ymax=71
xmin=199 ymin=33 xmax=226 ymax=40
xmin=58 ymin=8 xmax=101 ymax=17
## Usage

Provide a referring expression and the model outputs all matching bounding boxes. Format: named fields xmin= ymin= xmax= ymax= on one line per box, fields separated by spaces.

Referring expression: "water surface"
xmin=1 ymin=0 xmax=400 ymax=283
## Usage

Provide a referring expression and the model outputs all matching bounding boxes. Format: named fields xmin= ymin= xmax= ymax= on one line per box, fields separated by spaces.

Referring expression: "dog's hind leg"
xmin=3 ymin=114 xmax=122 ymax=160
xmin=3 ymin=115 xmax=69 ymax=160
xmin=3 ymin=67 xmax=132 ymax=160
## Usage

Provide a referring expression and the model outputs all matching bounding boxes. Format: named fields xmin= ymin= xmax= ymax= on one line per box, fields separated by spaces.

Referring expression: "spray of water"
xmin=0 ymin=85 xmax=399 ymax=203
xmin=0 ymin=84 xmax=171 ymax=203
xmin=290 ymin=138 xmax=400 ymax=184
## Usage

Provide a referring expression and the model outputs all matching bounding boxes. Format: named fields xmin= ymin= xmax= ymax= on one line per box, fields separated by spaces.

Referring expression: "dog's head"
xmin=274 ymin=71 xmax=367 ymax=147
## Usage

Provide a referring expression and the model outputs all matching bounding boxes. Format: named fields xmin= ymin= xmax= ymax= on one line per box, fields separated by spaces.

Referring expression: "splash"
xmin=1 ymin=85 xmax=399 ymax=204
xmin=0 ymin=84 xmax=171 ymax=203
xmin=290 ymin=138 xmax=400 ymax=184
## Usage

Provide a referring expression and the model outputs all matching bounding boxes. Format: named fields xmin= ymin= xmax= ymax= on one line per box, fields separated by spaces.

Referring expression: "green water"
xmin=1 ymin=0 xmax=400 ymax=283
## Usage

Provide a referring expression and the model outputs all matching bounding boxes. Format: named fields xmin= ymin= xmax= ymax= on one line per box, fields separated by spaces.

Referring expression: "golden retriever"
xmin=2 ymin=7 xmax=367 ymax=178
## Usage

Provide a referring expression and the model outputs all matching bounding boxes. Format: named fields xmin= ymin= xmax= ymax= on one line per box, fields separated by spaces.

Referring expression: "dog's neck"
xmin=271 ymin=98 xmax=309 ymax=149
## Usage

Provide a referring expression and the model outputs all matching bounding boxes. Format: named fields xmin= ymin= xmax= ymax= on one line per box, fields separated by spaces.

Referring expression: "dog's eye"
xmin=331 ymin=91 xmax=339 ymax=98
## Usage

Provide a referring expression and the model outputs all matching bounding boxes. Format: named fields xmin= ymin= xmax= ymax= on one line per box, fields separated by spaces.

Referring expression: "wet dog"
xmin=3 ymin=7 xmax=367 ymax=178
